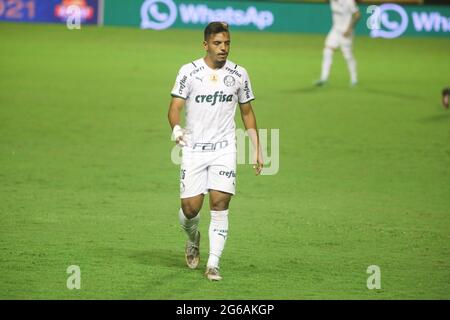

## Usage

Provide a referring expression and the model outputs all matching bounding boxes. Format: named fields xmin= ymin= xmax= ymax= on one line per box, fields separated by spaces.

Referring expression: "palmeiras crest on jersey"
xmin=223 ymin=75 xmax=235 ymax=87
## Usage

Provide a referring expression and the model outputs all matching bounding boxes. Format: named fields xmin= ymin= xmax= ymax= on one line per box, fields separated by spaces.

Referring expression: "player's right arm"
xmin=343 ymin=1 xmax=361 ymax=37
xmin=168 ymin=97 xmax=184 ymax=130
xmin=168 ymin=97 xmax=186 ymax=146
xmin=168 ymin=64 xmax=192 ymax=146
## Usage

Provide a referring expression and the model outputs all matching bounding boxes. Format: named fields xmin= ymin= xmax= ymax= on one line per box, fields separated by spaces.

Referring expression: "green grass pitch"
xmin=0 ymin=23 xmax=449 ymax=299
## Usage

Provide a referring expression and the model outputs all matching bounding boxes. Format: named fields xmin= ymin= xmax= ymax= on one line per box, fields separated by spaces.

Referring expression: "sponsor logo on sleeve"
xmin=179 ymin=75 xmax=187 ymax=95
xmin=243 ymin=81 xmax=251 ymax=100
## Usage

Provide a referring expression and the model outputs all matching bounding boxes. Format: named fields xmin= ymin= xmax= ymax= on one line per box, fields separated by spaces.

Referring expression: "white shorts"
xmin=179 ymin=150 xmax=236 ymax=199
xmin=325 ymin=28 xmax=353 ymax=49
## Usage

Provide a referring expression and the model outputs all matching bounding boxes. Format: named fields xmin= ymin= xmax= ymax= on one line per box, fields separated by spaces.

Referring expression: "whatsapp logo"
xmin=141 ymin=0 xmax=177 ymax=30
xmin=370 ymin=4 xmax=409 ymax=39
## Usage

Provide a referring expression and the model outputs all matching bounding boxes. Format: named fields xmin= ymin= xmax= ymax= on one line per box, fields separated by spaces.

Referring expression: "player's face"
xmin=204 ymin=32 xmax=231 ymax=65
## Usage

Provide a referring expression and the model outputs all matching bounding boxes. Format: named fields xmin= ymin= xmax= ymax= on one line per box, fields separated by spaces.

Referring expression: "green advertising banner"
xmin=104 ymin=0 xmax=450 ymax=37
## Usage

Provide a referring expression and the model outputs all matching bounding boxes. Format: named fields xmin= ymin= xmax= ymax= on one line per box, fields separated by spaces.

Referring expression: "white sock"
xmin=207 ymin=210 xmax=229 ymax=269
xmin=342 ymin=46 xmax=357 ymax=83
xmin=320 ymin=47 xmax=334 ymax=81
xmin=179 ymin=208 xmax=199 ymax=243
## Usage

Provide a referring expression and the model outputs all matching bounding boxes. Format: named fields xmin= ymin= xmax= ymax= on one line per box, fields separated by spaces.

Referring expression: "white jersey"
xmin=330 ymin=0 xmax=359 ymax=33
xmin=171 ymin=58 xmax=255 ymax=154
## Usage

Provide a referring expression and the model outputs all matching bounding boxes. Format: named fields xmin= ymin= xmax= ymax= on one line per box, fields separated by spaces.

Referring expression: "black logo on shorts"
xmin=224 ymin=75 xmax=235 ymax=87
xmin=219 ymin=170 xmax=236 ymax=178
xmin=192 ymin=140 xmax=228 ymax=152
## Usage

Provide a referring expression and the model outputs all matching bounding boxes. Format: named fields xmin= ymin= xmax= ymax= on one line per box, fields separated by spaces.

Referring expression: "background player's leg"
xmin=341 ymin=42 xmax=358 ymax=85
xmin=207 ymin=190 xmax=231 ymax=274
xmin=319 ymin=46 xmax=335 ymax=84
xmin=317 ymin=29 xmax=339 ymax=85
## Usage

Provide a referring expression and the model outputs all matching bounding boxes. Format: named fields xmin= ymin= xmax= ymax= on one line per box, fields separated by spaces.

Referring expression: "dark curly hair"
xmin=204 ymin=22 xmax=229 ymax=41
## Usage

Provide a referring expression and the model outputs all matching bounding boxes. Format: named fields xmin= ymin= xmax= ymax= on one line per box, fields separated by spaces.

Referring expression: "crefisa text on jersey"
xmin=195 ymin=91 xmax=233 ymax=105
xmin=176 ymin=304 xmax=275 ymax=317
xmin=225 ymin=66 xmax=242 ymax=78
xmin=178 ymin=75 xmax=188 ymax=95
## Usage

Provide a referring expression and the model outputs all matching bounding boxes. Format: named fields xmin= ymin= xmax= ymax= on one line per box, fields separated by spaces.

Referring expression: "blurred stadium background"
xmin=0 ymin=0 xmax=449 ymax=299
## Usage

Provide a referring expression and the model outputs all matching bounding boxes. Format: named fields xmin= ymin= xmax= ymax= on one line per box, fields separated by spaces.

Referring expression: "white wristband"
xmin=172 ymin=125 xmax=186 ymax=146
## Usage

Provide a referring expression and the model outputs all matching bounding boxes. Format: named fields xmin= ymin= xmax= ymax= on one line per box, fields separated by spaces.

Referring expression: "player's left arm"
xmin=239 ymin=102 xmax=263 ymax=175
xmin=344 ymin=5 xmax=361 ymax=37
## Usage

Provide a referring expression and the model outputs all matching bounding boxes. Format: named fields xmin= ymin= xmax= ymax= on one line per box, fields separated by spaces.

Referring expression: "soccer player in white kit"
xmin=167 ymin=22 xmax=263 ymax=281
xmin=317 ymin=0 xmax=361 ymax=86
